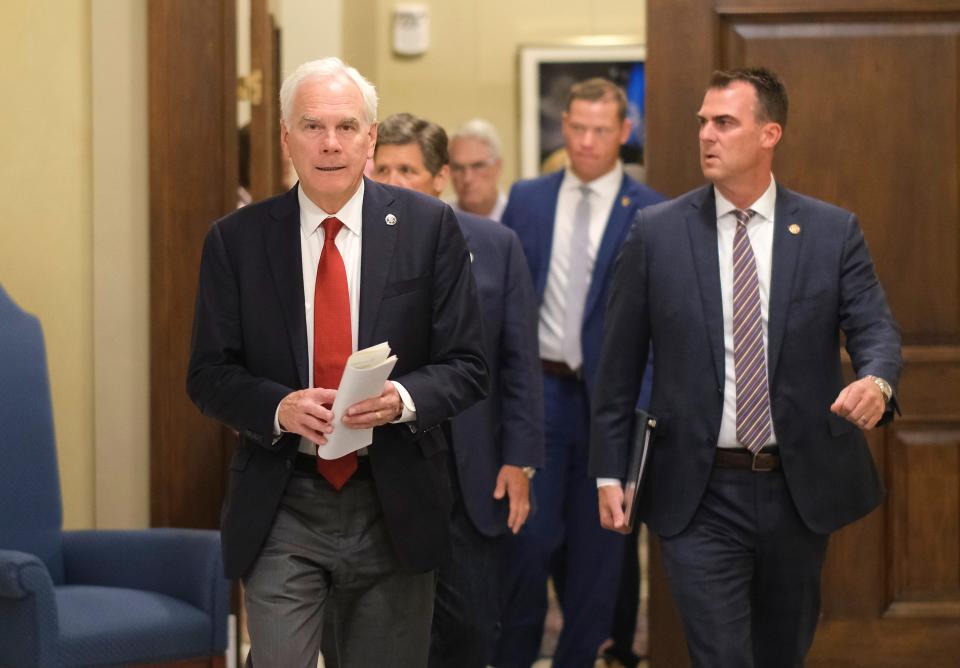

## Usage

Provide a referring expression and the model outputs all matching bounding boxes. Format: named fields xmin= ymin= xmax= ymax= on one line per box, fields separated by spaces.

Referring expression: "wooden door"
xmin=248 ymin=0 xmax=284 ymax=201
xmin=645 ymin=1 xmax=960 ymax=665
xmin=149 ymin=0 xmax=237 ymax=530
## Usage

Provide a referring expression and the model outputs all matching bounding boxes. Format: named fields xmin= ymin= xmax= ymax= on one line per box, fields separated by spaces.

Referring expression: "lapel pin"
xmin=385 ymin=213 xmax=398 ymax=226
xmin=469 ymin=252 xmax=474 ymax=263
xmin=788 ymin=223 xmax=801 ymax=235
xmin=621 ymin=196 xmax=631 ymax=207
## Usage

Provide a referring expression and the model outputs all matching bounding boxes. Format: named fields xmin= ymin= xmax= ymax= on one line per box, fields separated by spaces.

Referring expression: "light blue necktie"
xmin=562 ymin=185 xmax=592 ymax=370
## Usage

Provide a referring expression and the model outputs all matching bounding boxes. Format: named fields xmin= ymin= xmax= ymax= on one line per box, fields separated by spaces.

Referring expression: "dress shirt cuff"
xmin=390 ymin=381 xmax=417 ymax=423
xmin=272 ymin=404 xmax=285 ymax=444
xmin=597 ymin=478 xmax=622 ymax=489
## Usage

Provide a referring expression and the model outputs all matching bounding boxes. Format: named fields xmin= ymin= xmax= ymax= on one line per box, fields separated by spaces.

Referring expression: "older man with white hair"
xmin=449 ymin=118 xmax=508 ymax=221
xmin=187 ymin=57 xmax=487 ymax=668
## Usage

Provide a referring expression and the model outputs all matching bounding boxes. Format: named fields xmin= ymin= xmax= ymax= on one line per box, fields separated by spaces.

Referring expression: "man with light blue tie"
xmin=493 ymin=78 xmax=664 ymax=668
xmin=590 ymin=68 xmax=902 ymax=667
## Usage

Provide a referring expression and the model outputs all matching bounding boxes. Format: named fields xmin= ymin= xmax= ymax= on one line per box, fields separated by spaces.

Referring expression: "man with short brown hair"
xmin=591 ymin=67 xmax=901 ymax=667
xmin=493 ymin=78 xmax=664 ymax=668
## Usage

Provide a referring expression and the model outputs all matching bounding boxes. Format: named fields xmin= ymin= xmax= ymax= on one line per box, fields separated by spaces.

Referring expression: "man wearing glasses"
xmin=449 ymin=118 xmax=508 ymax=222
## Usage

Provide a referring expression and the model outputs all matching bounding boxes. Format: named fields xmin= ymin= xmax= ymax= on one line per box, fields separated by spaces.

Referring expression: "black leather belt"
xmin=541 ymin=359 xmax=582 ymax=379
xmin=293 ymin=452 xmax=372 ymax=479
xmin=715 ymin=447 xmax=781 ymax=472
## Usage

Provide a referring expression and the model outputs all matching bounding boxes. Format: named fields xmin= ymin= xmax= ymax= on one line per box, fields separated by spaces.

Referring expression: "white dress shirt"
xmin=540 ymin=163 xmax=623 ymax=366
xmin=273 ymin=181 xmax=415 ymax=453
xmin=597 ymin=175 xmax=778 ymax=488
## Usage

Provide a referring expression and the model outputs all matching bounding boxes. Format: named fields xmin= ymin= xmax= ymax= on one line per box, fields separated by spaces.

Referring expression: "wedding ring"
xmin=375 ymin=410 xmax=381 ymax=421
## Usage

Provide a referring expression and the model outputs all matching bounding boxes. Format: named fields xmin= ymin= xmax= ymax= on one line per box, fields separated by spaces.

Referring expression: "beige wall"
xmin=0 ymin=1 xmax=94 ymax=528
xmin=91 ymin=0 xmax=149 ymax=529
xmin=343 ymin=0 xmax=647 ymax=186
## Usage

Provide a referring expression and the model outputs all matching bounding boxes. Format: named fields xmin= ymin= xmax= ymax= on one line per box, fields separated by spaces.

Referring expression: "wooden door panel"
xmin=149 ymin=0 xmax=237 ymax=529
xmin=647 ymin=1 xmax=960 ymax=664
xmin=719 ymin=14 xmax=960 ymax=342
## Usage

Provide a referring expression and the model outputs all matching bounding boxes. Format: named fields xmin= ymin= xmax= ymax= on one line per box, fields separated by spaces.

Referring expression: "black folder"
xmin=623 ymin=409 xmax=656 ymax=531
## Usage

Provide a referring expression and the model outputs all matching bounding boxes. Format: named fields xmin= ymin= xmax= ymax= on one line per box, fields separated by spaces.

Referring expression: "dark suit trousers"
xmin=658 ymin=465 xmax=829 ymax=668
xmin=245 ymin=471 xmax=435 ymax=668
xmin=429 ymin=455 xmax=505 ymax=668
xmin=495 ymin=374 xmax=627 ymax=668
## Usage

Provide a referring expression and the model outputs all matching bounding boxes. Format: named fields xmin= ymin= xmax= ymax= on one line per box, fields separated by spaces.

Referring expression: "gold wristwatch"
xmin=522 ymin=466 xmax=536 ymax=480
xmin=868 ymin=375 xmax=893 ymax=403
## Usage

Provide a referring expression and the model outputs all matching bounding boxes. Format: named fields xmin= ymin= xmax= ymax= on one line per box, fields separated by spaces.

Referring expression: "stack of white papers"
xmin=318 ymin=342 xmax=398 ymax=459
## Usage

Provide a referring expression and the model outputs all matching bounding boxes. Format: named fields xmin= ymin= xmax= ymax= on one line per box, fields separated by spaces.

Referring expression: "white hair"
xmin=450 ymin=118 xmax=503 ymax=162
xmin=279 ymin=57 xmax=378 ymax=126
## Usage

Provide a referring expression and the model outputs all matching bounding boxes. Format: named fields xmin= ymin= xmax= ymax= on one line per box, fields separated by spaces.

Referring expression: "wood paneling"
xmin=647 ymin=0 xmax=960 ymax=664
xmin=149 ymin=0 xmax=237 ymax=529
xmin=249 ymin=0 xmax=282 ymax=201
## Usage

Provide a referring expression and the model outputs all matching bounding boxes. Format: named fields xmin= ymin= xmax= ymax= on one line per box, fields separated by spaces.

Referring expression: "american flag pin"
xmin=385 ymin=214 xmax=398 ymax=226
xmin=788 ymin=224 xmax=800 ymax=235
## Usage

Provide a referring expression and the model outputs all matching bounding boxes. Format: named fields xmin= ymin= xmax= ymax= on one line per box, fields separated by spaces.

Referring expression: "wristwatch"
xmin=868 ymin=375 xmax=893 ymax=403
xmin=522 ymin=466 xmax=537 ymax=480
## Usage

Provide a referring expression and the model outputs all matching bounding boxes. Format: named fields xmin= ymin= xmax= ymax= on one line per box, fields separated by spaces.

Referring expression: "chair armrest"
xmin=62 ymin=529 xmax=230 ymax=650
xmin=0 ymin=549 xmax=59 ymax=667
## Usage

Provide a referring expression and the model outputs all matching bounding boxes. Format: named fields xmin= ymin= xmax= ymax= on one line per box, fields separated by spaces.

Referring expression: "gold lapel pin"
xmin=385 ymin=214 xmax=397 ymax=226
xmin=788 ymin=223 xmax=801 ymax=235
xmin=621 ymin=196 xmax=631 ymax=207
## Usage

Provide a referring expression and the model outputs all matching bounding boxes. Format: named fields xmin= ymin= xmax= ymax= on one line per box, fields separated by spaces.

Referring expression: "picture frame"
xmin=518 ymin=41 xmax=647 ymax=179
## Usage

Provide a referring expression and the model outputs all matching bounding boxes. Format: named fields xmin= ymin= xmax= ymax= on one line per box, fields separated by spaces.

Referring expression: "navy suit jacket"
xmin=590 ymin=184 xmax=902 ymax=536
xmin=501 ymin=169 xmax=665 ymax=404
xmin=450 ymin=212 xmax=545 ymax=537
xmin=187 ymin=179 xmax=488 ymax=578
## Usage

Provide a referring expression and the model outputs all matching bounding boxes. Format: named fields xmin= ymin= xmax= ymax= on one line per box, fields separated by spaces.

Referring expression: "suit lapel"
xmin=265 ymin=188 xmax=309 ymax=388
xmin=686 ymin=186 xmax=725 ymax=388
xmin=535 ymin=172 xmax=565 ymax=301
xmin=767 ymin=185 xmax=803 ymax=381
xmin=358 ymin=177 xmax=399 ymax=349
xmin=584 ymin=175 xmax=638 ymax=322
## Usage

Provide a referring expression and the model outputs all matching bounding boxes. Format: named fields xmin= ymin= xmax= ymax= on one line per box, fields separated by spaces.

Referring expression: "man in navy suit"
xmin=590 ymin=68 xmax=902 ymax=667
xmin=187 ymin=59 xmax=487 ymax=668
xmin=371 ymin=112 xmax=545 ymax=668
xmin=494 ymin=78 xmax=664 ymax=668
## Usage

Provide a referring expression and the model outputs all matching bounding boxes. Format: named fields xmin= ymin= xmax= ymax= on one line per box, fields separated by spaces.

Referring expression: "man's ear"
xmin=432 ymin=164 xmax=451 ymax=197
xmin=280 ymin=120 xmax=290 ymax=160
xmin=366 ymin=122 xmax=379 ymax=159
xmin=618 ymin=118 xmax=634 ymax=145
xmin=761 ymin=121 xmax=782 ymax=149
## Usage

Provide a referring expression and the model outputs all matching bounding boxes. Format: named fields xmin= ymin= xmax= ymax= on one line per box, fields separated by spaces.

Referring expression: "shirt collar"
xmin=561 ymin=161 xmax=624 ymax=199
xmin=714 ymin=174 xmax=777 ymax=223
xmin=297 ymin=179 xmax=365 ymax=239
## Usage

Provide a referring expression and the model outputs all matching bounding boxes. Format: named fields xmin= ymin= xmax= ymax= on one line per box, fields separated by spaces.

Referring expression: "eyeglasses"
xmin=450 ymin=159 xmax=496 ymax=175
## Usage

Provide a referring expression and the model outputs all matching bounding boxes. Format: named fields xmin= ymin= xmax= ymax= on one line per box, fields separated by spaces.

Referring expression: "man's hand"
xmin=831 ymin=376 xmax=886 ymax=430
xmin=278 ymin=387 xmax=337 ymax=444
xmin=598 ymin=484 xmax=631 ymax=534
xmin=493 ymin=465 xmax=531 ymax=534
xmin=341 ymin=381 xmax=403 ymax=429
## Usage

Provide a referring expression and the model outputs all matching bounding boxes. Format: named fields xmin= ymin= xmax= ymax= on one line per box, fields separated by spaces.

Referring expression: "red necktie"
xmin=313 ymin=217 xmax=357 ymax=489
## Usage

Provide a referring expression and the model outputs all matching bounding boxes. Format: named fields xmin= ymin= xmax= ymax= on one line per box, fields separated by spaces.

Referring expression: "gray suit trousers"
xmin=243 ymin=471 xmax=435 ymax=668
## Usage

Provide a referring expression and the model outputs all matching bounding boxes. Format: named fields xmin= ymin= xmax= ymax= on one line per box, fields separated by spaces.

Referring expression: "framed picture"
xmin=518 ymin=42 xmax=647 ymax=179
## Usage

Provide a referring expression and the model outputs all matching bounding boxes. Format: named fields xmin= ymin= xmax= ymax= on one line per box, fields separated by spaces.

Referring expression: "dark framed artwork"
xmin=518 ymin=43 xmax=647 ymax=180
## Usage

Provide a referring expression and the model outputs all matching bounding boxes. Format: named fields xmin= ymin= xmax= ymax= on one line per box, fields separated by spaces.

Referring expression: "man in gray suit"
xmin=590 ymin=68 xmax=901 ymax=667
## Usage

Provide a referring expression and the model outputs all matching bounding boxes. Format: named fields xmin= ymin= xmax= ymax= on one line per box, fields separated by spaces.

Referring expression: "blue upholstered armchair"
xmin=0 ymin=284 xmax=231 ymax=667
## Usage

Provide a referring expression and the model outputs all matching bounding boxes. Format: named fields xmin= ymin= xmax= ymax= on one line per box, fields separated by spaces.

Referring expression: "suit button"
xmin=285 ymin=458 xmax=293 ymax=469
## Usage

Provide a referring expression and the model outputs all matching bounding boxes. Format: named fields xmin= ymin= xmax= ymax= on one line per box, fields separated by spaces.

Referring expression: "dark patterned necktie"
xmin=732 ymin=209 xmax=772 ymax=453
